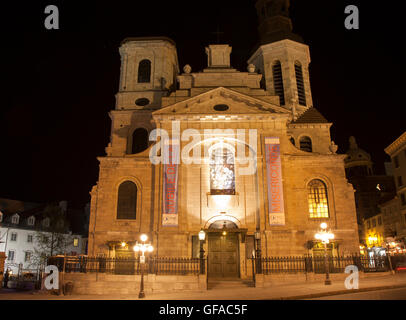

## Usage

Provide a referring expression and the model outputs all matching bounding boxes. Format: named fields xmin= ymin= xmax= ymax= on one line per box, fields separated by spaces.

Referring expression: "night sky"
xmin=1 ymin=0 xmax=405 ymax=208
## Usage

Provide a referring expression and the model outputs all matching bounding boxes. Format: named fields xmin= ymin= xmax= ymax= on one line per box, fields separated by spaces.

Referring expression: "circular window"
xmin=213 ymin=104 xmax=229 ymax=111
xmin=135 ymin=98 xmax=150 ymax=106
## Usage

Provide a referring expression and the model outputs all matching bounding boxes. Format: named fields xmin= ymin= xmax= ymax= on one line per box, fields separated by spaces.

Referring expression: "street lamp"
xmin=133 ymin=234 xmax=153 ymax=299
xmin=198 ymin=229 xmax=206 ymax=274
xmin=315 ymin=223 xmax=335 ymax=285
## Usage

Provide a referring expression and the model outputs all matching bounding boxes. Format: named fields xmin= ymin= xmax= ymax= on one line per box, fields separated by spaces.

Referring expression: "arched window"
xmin=131 ymin=128 xmax=149 ymax=154
xmin=138 ymin=59 xmax=151 ymax=83
xmin=272 ymin=61 xmax=285 ymax=105
xmin=117 ymin=181 xmax=137 ymax=220
xmin=308 ymin=179 xmax=329 ymax=218
xmin=299 ymin=136 xmax=312 ymax=152
xmin=210 ymin=144 xmax=235 ymax=195
xmin=295 ymin=62 xmax=306 ymax=106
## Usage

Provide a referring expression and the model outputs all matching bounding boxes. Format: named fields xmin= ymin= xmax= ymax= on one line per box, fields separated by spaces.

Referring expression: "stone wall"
xmin=63 ymin=273 xmax=206 ymax=295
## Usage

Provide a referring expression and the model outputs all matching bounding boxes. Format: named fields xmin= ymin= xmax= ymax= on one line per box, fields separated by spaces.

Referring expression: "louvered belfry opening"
xmin=295 ymin=62 xmax=306 ymax=106
xmin=272 ymin=61 xmax=285 ymax=105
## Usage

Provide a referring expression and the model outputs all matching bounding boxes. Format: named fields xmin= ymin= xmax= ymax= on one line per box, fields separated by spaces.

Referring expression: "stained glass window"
xmin=210 ymin=146 xmax=235 ymax=195
xmin=308 ymin=179 xmax=329 ymax=218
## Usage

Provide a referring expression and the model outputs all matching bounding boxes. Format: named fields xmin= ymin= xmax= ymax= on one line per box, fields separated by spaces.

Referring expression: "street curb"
xmin=271 ymin=284 xmax=406 ymax=300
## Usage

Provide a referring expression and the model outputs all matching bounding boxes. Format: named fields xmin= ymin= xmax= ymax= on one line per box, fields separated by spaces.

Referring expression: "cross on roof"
xmin=211 ymin=25 xmax=225 ymax=44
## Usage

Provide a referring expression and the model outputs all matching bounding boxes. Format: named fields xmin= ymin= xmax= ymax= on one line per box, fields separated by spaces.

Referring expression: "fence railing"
xmin=47 ymin=256 xmax=203 ymax=276
xmin=249 ymin=254 xmax=406 ymax=275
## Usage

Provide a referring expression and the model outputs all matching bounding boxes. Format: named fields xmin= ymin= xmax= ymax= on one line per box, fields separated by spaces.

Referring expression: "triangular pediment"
xmin=153 ymin=87 xmax=291 ymax=117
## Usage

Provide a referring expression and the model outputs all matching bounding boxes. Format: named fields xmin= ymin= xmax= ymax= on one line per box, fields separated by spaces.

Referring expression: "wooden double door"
xmin=208 ymin=233 xmax=239 ymax=279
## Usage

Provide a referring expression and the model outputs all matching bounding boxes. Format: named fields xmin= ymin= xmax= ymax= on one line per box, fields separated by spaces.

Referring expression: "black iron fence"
xmin=249 ymin=254 xmax=406 ymax=274
xmin=47 ymin=256 xmax=203 ymax=276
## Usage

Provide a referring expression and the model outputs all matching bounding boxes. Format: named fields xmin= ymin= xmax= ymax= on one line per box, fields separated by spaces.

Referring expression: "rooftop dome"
xmin=344 ymin=136 xmax=373 ymax=169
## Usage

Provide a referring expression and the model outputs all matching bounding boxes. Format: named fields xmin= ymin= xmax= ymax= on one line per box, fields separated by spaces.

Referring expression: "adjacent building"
xmin=344 ymin=136 xmax=396 ymax=245
xmin=381 ymin=132 xmax=406 ymax=252
xmin=0 ymin=199 xmax=86 ymax=274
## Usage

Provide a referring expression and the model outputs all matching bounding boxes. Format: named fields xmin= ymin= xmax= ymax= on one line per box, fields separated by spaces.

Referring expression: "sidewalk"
xmin=0 ymin=273 xmax=405 ymax=300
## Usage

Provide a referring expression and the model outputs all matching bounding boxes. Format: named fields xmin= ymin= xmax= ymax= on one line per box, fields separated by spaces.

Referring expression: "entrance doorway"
xmin=207 ymin=221 xmax=240 ymax=279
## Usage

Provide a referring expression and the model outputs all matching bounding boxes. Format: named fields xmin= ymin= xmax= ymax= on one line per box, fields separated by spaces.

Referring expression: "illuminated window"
xmin=138 ymin=59 xmax=151 ymax=83
xmin=73 ymin=238 xmax=79 ymax=247
xmin=117 ymin=181 xmax=137 ymax=219
xmin=210 ymin=144 xmax=235 ymax=195
xmin=308 ymin=179 xmax=329 ymax=218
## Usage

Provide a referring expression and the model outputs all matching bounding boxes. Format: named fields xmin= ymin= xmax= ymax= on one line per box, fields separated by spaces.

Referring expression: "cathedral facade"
xmin=87 ymin=0 xmax=359 ymax=279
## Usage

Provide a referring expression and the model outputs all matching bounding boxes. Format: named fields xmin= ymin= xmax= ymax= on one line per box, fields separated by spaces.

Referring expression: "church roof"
xmin=291 ymin=107 xmax=329 ymax=124
xmin=121 ymin=36 xmax=176 ymax=46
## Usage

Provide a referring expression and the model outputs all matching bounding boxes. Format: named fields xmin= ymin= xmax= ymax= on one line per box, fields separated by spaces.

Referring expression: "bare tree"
xmin=31 ymin=204 xmax=72 ymax=267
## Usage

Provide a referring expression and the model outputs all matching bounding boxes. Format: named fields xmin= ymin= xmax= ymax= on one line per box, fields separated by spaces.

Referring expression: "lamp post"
xmin=133 ymin=234 xmax=153 ymax=299
xmin=315 ymin=223 xmax=334 ymax=285
xmin=254 ymin=231 xmax=262 ymax=274
xmin=198 ymin=229 xmax=206 ymax=274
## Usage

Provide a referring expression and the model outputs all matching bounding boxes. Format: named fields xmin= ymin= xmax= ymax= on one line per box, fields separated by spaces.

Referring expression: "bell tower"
xmin=248 ymin=0 xmax=313 ymax=114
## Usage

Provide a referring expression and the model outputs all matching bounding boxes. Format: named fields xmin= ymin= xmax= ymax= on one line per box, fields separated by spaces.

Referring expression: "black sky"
xmin=1 ymin=0 xmax=405 ymax=208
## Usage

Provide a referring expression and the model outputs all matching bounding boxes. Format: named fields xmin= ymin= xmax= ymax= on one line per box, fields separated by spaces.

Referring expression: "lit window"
xmin=73 ymin=238 xmax=79 ymax=247
xmin=308 ymin=179 xmax=329 ymax=218
xmin=210 ymin=144 xmax=235 ymax=195
xmin=10 ymin=233 xmax=17 ymax=241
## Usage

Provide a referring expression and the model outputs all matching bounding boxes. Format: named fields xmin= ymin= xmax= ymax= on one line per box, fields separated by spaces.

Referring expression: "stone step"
xmin=208 ymin=279 xmax=254 ymax=290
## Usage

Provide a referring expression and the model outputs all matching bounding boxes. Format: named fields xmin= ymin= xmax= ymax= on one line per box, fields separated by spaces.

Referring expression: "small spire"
xmin=255 ymin=0 xmax=304 ymax=44
xmin=349 ymin=136 xmax=358 ymax=149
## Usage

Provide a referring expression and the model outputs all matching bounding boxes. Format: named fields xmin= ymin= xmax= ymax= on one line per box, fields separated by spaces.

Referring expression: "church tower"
xmin=248 ymin=0 xmax=313 ymax=114
xmin=106 ymin=37 xmax=180 ymax=157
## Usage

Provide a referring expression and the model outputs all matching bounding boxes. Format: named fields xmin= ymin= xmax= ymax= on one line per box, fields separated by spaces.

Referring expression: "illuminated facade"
xmin=88 ymin=0 xmax=360 ymax=279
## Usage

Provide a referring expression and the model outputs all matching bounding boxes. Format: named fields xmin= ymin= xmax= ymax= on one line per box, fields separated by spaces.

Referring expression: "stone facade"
xmin=87 ymin=3 xmax=360 ymax=280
